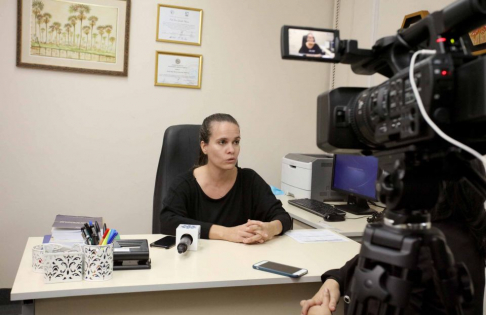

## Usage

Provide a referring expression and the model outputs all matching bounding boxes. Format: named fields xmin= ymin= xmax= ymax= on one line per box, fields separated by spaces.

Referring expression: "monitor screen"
xmin=332 ymin=154 xmax=379 ymax=201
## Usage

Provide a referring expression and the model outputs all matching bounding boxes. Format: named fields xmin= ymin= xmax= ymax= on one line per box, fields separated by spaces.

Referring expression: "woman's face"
xmin=202 ymin=121 xmax=240 ymax=170
xmin=307 ymin=34 xmax=315 ymax=43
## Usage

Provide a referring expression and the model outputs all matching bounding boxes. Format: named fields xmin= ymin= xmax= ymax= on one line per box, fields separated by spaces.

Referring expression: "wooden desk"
xmin=11 ymin=234 xmax=360 ymax=315
xmin=278 ymin=195 xmax=378 ymax=240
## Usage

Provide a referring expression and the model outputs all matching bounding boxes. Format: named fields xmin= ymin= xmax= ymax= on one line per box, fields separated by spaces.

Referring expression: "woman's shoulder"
xmin=169 ymin=169 xmax=197 ymax=191
xmin=238 ymin=167 xmax=265 ymax=183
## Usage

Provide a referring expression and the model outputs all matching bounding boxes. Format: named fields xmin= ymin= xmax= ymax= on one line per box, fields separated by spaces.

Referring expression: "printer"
xmin=281 ymin=153 xmax=343 ymax=202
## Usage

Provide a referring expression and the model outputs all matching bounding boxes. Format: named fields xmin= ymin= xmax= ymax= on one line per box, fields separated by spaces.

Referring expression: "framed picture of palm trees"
xmin=17 ymin=0 xmax=131 ymax=76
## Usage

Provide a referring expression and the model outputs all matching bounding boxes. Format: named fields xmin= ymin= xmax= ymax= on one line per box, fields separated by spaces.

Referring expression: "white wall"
xmin=0 ymin=0 xmax=336 ymax=287
xmin=332 ymin=0 xmax=456 ymax=88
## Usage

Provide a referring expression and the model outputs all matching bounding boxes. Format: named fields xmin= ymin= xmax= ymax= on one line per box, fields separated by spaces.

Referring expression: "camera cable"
xmin=409 ymin=49 xmax=486 ymax=163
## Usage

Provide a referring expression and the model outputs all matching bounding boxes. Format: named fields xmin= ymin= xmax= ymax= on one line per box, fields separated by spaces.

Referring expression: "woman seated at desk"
xmin=160 ymin=113 xmax=292 ymax=244
xmin=300 ymin=158 xmax=486 ymax=315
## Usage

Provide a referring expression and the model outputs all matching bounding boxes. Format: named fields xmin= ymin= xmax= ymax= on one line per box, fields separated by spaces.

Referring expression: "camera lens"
xmin=349 ymin=87 xmax=382 ymax=147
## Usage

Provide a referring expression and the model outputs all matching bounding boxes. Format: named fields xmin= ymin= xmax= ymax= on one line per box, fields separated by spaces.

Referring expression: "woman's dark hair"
xmin=196 ymin=113 xmax=239 ymax=167
xmin=302 ymin=35 xmax=308 ymax=47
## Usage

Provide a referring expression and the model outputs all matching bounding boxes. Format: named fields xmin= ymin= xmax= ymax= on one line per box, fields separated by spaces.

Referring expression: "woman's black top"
xmin=299 ymin=44 xmax=323 ymax=55
xmin=321 ymin=218 xmax=485 ymax=315
xmin=159 ymin=167 xmax=292 ymax=239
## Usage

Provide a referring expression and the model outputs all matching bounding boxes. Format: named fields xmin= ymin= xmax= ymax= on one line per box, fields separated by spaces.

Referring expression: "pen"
xmin=107 ymin=230 xmax=118 ymax=244
xmin=99 ymin=228 xmax=110 ymax=245
xmin=91 ymin=225 xmax=99 ymax=244
xmin=95 ymin=221 xmax=100 ymax=234
xmin=81 ymin=228 xmax=88 ymax=245
xmin=102 ymin=230 xmax=112 ymax=245
xmin=84 ymin=223 xmax=95 ymax=245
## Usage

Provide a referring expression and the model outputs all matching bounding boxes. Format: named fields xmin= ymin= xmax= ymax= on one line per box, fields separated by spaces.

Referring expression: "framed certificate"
xmin=156 ymin=4 xmax=203 ymax=45
xmin=155 ymin=51 xmax=202 ymax=89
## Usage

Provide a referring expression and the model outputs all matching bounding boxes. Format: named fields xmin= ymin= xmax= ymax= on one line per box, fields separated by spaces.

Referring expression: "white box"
xmin=176 ymin=224 xmax=201 ymax=251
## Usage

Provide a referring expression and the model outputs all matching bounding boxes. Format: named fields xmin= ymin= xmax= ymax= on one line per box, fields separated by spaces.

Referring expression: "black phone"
xmin=253 ymin=260 xmax=308 ymax=278
xmin=150 ymin=236 xmax=176 ymax=249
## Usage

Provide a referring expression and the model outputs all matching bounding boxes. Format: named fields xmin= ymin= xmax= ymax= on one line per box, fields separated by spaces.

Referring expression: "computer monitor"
xmin=331 ymin=154 xmax=379 ymax=215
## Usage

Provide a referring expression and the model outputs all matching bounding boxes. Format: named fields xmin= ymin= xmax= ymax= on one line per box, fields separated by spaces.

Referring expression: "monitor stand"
xmin=334 ymin=196 xmax=376 ymax=215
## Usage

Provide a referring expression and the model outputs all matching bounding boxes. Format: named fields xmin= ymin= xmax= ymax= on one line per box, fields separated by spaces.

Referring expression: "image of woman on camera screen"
xmin=160 ymin=113 xmax=292 ymax=244
xmin=299 ymin=33 xmax=323 ymax=57
xmin=299 ymin=33 xmax=335 ymax=58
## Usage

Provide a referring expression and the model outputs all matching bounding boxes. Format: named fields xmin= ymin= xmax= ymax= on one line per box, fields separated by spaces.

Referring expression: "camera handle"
xmin=345 ymin=149 xmax=486 ymax=315
xmin=347 ymin=222 xmax=472 ymax=315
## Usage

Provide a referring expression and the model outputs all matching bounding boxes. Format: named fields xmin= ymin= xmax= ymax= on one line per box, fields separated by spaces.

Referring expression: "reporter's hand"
xmin=244 ymin=220 xmax=281 ymax=244
xmin=304 ymin=304 xmax=332 ymax=315
xmin=300 ymin=279 xmax=340 ymax=315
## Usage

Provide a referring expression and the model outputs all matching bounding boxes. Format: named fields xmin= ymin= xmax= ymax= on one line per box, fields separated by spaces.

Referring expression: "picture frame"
xmin=156 ymin=4 xmax=203 ymax=46
xmin=155 ymin=51 xmax=202 ymax=89
xmin=17 ymin=0 xmax=131 ymax=76
xmin=464 ymin=25 xmax=486 ymax=56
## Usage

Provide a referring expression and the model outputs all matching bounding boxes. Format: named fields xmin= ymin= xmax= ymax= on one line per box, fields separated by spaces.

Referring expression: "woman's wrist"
xmin=270 ymin=220 xmax=283 ymax=236
xmin=209 ymin=225 xmax=226 ymax=240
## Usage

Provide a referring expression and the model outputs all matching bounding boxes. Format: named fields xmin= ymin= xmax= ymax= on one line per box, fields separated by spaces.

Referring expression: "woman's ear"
xmin=200 ymin=141 xmax=207 ymax=155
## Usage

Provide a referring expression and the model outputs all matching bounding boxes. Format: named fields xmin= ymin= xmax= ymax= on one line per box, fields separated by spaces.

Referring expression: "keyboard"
xmin=288 ymin=198 xmax=345 ymax=218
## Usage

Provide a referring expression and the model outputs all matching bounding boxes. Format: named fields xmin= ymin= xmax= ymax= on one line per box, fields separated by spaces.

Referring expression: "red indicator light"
xmin=441 ymin=70 xmax=448 ymax=76
xmin=436 ymin=37 xmax=447 ymax=43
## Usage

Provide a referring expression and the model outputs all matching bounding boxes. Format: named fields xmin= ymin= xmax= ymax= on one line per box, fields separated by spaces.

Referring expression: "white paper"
xmin=316 ymin=221 xmax=343 ymax=233
xmin=285 ymin=229 xmax=349 ymax=243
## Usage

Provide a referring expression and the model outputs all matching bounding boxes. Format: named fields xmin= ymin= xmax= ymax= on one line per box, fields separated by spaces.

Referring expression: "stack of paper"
xmin=50 ymin=214 xmax=103 ymax=245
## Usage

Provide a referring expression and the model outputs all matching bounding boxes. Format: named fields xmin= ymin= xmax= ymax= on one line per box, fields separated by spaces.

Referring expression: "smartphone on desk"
xmin=253 ymin=260 xmax=308 ymax=278
xmin=150 ymin=236 xmax=176 ymax=249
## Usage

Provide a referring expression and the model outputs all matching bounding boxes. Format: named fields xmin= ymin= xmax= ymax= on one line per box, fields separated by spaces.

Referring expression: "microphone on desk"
xmin=177 ymin=234 xmax=193 ymax=254
xmin=176 ymin=224 xmax=201 ymax=254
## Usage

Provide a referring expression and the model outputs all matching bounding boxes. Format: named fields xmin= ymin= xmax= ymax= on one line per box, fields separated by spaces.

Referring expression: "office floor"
xmin=0 ymin=289 xmax=21 ymax=315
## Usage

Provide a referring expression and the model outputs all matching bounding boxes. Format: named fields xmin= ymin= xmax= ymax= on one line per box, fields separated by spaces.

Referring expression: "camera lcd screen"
xmin=281 ymin=26 xmax=340 ymax=62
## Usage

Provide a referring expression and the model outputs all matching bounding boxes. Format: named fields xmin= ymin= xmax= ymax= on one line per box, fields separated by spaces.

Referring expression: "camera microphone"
xmin=177 ymin=234 xmax=193 ymax=254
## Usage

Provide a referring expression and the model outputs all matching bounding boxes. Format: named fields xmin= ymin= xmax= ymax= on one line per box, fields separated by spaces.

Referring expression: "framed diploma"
xmin=155 ymin=51 xmax=202 ymax=89
xmin=156 ymin=4 xmax=203 ymax=45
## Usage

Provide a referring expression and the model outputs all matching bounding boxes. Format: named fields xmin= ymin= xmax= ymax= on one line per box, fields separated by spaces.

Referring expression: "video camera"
xmin=282 ymin=2 xmax=486 ymax=313
xmin=281 ymin=0 xmax=486 ymax=157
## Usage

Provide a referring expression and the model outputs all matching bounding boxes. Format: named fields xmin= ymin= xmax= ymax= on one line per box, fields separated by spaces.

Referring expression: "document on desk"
xmin=316 ymin=221 xmax=343 ymax=233
xmin=285 ymin=229 xmax=349 ymax=243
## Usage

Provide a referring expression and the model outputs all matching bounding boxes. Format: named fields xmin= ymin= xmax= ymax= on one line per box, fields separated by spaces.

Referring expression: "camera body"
xmin=317 ymin=54 xmax=486 ymax=155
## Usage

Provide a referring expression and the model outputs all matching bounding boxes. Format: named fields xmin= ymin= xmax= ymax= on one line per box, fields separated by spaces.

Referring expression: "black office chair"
xmin=153 ymin=125 xmax=201 ymax=234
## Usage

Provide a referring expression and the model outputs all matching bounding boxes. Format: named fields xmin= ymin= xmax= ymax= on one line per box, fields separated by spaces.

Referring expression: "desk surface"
xmin=278 ymin=195 xmax=377 ymax=237
xmin=11 ymin=233 xmax=360 ymax=301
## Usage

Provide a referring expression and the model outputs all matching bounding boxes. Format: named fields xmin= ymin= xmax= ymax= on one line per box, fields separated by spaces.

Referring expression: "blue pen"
xmin=107 ymin=230 xmax=118 ymax=244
